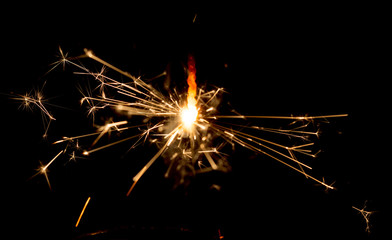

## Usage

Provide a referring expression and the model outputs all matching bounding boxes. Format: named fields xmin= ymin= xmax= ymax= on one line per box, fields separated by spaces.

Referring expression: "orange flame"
xmin=180 ymin=55 xmax=198 ymax=130
xmin=186 ymin=55 xmax=197 ymax=107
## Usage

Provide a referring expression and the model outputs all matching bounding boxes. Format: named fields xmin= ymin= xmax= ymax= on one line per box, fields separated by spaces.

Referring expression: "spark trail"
xmin=352 ymin=201 xmax=376 ymax=233
xmin=75 ymin=196 xmax=91 ymax=227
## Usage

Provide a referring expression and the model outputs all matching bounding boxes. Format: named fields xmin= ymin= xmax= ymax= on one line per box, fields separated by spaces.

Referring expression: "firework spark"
xmin=12 ymin=83 xmax=55 ymax=138
xmin=30 ymin=150 xmax=64 ymax=190
xmin=32 ymin=48 xmax=346 ymax=197
xmin=75 ymin=196 xmax=91 ymax=228
xmin=352 ymin=201 xmax=376 ymax=233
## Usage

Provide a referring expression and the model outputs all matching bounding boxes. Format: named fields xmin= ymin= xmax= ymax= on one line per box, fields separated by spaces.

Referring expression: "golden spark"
xmin=75 ymin=196 xmax=91 ymax=228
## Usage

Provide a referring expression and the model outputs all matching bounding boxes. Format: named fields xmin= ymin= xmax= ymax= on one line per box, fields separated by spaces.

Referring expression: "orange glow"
xmin=186 ymin=55 xmax=197 ymax=107
xmin=182 ymin=55 xmax=198 ymax=130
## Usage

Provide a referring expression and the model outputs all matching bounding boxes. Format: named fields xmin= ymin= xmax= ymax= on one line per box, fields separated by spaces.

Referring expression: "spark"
xmin=30 ymin=150 xmax=64 ymax=190
xmin=352 ymin=201 xmax=376 ymax=233
xmin=45 ymin=46 xmax=69 ymax=74
xmin=192 ymin=13 xmax=198 ymax=23
xmin=207 ymin=114 xmax=348 ymax=120
xmin=75 ymin=196 xmax=91 ymax=228
xmin=12 ymin=83 xmax=56 ymax=138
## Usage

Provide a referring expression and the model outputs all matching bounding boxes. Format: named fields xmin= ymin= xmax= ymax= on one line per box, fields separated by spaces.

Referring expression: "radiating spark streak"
xmin=114 ymin=95 xmax=175 ymax=114
xmin=166 ymin=126 xmax=181 ymax=146
xmin=128 ymin=123 xmax=164 ymax=150
xmin=252 ymin=125 xmax=318 ymax=137
xmin=208 ymin=114 xmax=348 ymax=120
xmin=126 ymin=127 xmax=179 ymax=196
xmin=81 ymin=96 xmax=131 ymax=106
xmin=84 ymin=49 xmax=167 ymax=102
xmin=85 ymin=123 xmax=164 ymax=155
xmin=216 ymin=120 xmax=321 ymax=157
xmin=289 ymin=143 xmax=315 ymax=149
xmin=75 ymin=196 xmax=91 ymax=228
xmin=31 ymin=150 xmax=64 ymax=190
xmin=97 ymin=78 xmax=169 ymax=109
xmin=77 ymin=52 xmax=170 ymax=117
xmin=288 ymin=149 xmax=306 ymax=178
xmin=224 ymin=128 xmax=313 ymax=171
xmin=352 ymin=202 xmax=375 ymax=233
xmin=45 ymin=46 xmax=69 ymax=74
xmin=83 ymin=133 xmax=144 ymax=155
xmin=54 ymin=133 xmax=101 ymax=144
xmin=204 ymin=88 xmax=223 ymax=105
xmin=126 ymin=181 xmax=139 ymax=197
xmin=201 ymin=145 xmax=218 ymax=170
xmin=53 ymin=124 xmax=148 ymax=144
xmin=42 ymin=150 xmax=64 ymax=171
xmin=131 ymin=144 xmax=167 ymax=183
xmin=219 ymin=127 xmax=332 ymax=187
xmin=237 ymin=137 xmax=333 ymax=189
xmin=91 ymin=120 xmax=128 ymax=147
xmin=213 ymin=124 xmax=313 ymax=169
xmin=80 ymin=74 xmax=170 ymax=120
xmin=118 ymin=106 xmax=177 ymax=117
xmin=192 ymin=13 xmax=197 ymax=23
xmin=198 ymin=149 xmax=218 ymax=153
xmin=77 ymin=56 xmax=176 ymax=117
xmin=14 ymin=93 xmax=56 ymax=121
xmin=213 ymin=119 xmax=318 ymax=143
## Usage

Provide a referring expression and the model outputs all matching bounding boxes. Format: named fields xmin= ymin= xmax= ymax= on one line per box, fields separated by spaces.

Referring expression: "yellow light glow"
xmin=181 ymin=104 xmax=198 ymax=130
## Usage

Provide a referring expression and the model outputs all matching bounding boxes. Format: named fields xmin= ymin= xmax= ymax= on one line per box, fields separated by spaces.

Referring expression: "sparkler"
xmin=30 ymin=150 xmax=64 ymax=190
xmin=12 ymin=45 xmax=355 ymax=238
xmin=28 ymin=48 xmax=346 ymax=197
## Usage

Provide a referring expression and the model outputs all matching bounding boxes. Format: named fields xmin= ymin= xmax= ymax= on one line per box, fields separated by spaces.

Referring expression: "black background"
xmin=2 ymin=3 xmax=389 ymax=239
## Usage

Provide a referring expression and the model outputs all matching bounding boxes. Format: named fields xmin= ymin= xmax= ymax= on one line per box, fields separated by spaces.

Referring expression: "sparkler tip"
xmin=181 ymin=105 xmax=198 ymax=130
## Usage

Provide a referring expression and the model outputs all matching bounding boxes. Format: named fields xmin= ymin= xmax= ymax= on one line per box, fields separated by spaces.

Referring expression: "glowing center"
xmin=181 ymin=104 xmax=198 ymax=130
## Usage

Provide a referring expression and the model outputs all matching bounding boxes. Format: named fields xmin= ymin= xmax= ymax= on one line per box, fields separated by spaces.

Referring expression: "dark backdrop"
xmin=2 ymin=3 xmax=388 ymax=239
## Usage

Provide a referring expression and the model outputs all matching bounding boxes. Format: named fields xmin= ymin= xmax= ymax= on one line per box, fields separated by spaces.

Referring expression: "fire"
xmin=181 ymin=55 xmax=198 ymax=130
xmin=186 ymin=55 xmax=197 ymax=106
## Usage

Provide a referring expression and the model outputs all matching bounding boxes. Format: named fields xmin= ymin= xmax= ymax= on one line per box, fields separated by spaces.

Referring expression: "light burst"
xmin=28 ymin=47 xmax=347 ymax=196
xmin=12 ymin=83 xmax=55 ymax=138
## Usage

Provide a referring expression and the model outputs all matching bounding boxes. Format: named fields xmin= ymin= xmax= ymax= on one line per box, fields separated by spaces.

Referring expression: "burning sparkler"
xmin=26 ymin=47 xmax=346 ymax=197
